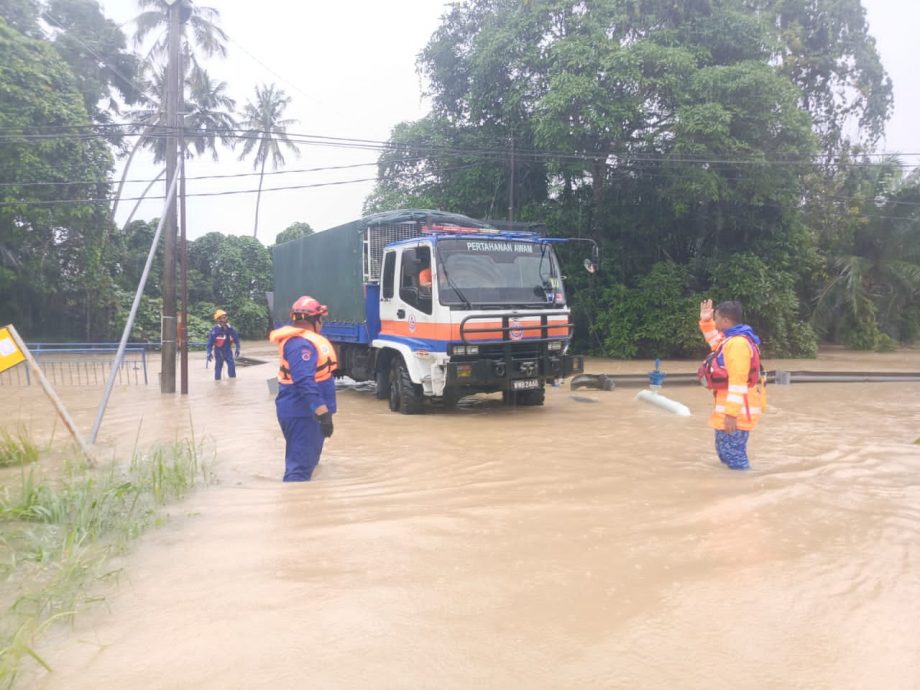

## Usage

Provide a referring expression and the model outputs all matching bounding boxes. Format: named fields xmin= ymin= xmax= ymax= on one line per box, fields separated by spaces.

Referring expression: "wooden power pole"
xmin=161 ymin=0 xmax=180 ymax=393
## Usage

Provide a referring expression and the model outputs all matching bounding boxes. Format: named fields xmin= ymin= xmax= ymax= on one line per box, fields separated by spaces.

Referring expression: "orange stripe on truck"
xmin=379 ymin=319 xmax=570 ymax=341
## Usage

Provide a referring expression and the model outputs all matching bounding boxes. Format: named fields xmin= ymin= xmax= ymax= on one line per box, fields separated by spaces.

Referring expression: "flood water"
xmin=3 ymin=345 xmax=920 ymax=689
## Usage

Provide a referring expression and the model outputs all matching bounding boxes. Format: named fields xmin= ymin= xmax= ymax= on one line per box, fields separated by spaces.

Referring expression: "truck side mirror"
xmin=584 ymin=244 xmax=600 ymax=274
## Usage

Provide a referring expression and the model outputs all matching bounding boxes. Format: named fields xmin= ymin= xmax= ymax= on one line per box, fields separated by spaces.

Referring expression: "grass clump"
xmin=0 ymin=432 xmax=38 ymax=468
xmin=0 ymin=437 xmax=213 ymax=687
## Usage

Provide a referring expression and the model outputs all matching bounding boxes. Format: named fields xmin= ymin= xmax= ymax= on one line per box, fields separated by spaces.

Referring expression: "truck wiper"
xmin=437 ymin=254 xmax=473 ymax=309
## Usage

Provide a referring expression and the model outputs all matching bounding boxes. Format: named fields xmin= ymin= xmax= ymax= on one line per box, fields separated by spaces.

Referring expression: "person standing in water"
xmin=206 ymin=309 xmax=241 ymax=381
xmin=268 ymin=296 xmax=338 ymax=481
xmin=698 ymin=299 xmax=766 ymax=470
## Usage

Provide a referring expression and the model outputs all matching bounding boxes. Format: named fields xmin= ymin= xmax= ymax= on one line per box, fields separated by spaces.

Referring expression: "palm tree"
xmin=132 ymin=0 xmax=228 ymax=66
xmin=111 ymin=64 xmax=236 ymax=222
xmin=238 ymin=84 xmax=300 ymax=239
xmin=182 ymin=68 xmax=237 ymax=159
xmin=110 ymin=0 xmax=229 ymax=221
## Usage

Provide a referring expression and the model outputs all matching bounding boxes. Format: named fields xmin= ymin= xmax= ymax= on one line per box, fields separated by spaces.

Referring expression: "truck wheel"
xmin=389 ymin=357 xmax=424 ymax=414
xmin=375 ymin=367 xmax=390 ymax=400
xmin=517 ymin=387 xmax=545 ymax=406
xmin=503 ymin=387 xmax=545 ymax=406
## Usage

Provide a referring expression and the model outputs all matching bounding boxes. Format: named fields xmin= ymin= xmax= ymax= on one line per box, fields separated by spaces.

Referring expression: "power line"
xmin=4 ymin=125 xmax=920 ymax=169
xmin=0 ymin=159 xmax=397 ymax=188
xmin=0 ymin=162 xmax=485 ymax=208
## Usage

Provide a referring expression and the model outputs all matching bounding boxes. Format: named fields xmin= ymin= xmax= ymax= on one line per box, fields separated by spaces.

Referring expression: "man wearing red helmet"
xmin=268 ymin=296 xmax=339 ymax=481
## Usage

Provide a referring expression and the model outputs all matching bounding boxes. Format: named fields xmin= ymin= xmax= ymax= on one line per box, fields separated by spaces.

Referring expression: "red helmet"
xmin=290 ymin=295 xmax=328 ymax=320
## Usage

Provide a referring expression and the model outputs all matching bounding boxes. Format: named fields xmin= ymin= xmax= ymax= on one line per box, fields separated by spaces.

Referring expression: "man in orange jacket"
xmin=698 ymin=299 xmax=765 ymax=470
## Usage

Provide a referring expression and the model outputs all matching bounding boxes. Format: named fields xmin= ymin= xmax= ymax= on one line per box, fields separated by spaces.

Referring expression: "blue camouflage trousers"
xmin=715 ymin=430 xmax=750 ymax=470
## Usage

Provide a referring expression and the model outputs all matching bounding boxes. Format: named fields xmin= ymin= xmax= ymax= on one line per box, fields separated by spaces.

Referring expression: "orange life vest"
xmin=270 ymin=326 xmax=338 ymax=384
xmin=698 ymin=335 xmax=763 ymax=391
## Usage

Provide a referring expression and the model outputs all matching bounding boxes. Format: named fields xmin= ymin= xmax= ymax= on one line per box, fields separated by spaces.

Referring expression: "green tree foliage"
xmin=43 ymin=0 xmax=143 ymax=127
xmin=744 ymin=0 xmax=893 ymax=153
xmin=187 ymin=232 xmax=272 ymax=338
xmin=0 ymin=17 xmax=115 ymax=339
xmin=811 ymin=160 xmax=920 ymax=349
xmin=0 ymin=0 xmax=42 ymax=37
xmin=592 ymin=263 xmax=703 ymax=359
xmin=368 ymin=0 xmax=872 ymax=356
xmin=274 ymin=221 xmax=314 ymax=246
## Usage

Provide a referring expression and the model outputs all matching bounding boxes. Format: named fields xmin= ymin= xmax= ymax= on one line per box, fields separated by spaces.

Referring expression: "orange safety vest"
xmin=269 ymin=326 xmax=338 ymax=384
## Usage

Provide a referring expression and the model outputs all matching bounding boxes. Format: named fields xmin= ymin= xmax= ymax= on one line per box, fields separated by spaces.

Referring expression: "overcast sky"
xmin=99 ymin=0 xmax=919 ymax=243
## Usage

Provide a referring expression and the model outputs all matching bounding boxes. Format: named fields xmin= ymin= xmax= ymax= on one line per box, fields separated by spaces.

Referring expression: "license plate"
xmin=512 ymin=379 xmax=539 ymax=391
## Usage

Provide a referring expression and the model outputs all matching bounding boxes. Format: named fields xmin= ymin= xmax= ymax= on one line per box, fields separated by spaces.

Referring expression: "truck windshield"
xmin=436 ymin=238 xmax=565 ymax=307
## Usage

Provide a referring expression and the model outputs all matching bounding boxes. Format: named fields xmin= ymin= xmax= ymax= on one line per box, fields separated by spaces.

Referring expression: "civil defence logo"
xmin=509 ymin=318 xmax=524 ymax=340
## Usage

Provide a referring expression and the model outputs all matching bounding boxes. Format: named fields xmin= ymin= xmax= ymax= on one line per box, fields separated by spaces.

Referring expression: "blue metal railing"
xmin=1 ymin=343 xmax=153 ymax=387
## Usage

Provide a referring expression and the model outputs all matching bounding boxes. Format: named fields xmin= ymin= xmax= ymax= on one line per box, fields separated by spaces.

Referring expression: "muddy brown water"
xmin=2 ymin=346 xmax=920 ymax=689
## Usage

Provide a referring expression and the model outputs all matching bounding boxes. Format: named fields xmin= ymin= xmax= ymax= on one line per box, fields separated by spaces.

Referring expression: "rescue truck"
xmin=271 ymin=209 xmax=597 ymax=413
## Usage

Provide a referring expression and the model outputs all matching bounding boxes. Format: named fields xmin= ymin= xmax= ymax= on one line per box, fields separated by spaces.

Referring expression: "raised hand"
xmin=699 ymin=299 xmax=714 ymax=322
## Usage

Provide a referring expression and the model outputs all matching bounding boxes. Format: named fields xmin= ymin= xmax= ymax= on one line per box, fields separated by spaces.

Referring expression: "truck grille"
xmin=476 ymin=342 xmax=542 ymax=359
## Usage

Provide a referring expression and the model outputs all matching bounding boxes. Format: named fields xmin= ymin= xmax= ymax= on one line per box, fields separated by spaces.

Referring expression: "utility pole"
xmin=178 ymin=42 xmax=189 ymax=395
xmin=161 ymin=0 xmax=180 ymax=393
xmin=508 ymin=123 xmax=515 ymax=223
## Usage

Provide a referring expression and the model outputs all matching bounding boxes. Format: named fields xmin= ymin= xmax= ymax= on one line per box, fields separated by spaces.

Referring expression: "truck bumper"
xmin=445 ymin=353 xmax=584 ymax=390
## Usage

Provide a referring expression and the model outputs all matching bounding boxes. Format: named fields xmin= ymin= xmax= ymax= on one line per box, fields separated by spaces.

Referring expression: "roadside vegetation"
xmin=0 ymin=437 xmax=213 ymax=687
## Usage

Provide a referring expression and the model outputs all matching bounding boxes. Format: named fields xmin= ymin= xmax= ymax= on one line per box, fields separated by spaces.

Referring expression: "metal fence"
xmin=0 ymin=343 xmax=149 ymax=387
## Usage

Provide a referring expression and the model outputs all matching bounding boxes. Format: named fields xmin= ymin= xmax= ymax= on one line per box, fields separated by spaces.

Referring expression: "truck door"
xmin=379 ymin=244 xmax=442 ymax=348
xmin=378 ymin=248 xmax=399 ymax=326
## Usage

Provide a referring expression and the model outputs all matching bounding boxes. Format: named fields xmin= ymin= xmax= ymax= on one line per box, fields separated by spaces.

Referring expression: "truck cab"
xmin=370 ymin=225 xmax=584 ymax=412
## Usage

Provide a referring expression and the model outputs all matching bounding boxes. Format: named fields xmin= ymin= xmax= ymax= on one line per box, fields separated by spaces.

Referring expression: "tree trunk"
xmin=253 ymin=155 xmax=267 ymax=239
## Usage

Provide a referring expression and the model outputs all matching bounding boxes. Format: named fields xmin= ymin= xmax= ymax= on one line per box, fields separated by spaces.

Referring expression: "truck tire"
xmin=503 ymin=387 xmax=546 ymax=406
xmin=388 ymin=357 xmax=424 ymax=414
xmin=375 ymin=367 xmax=390 ymax=400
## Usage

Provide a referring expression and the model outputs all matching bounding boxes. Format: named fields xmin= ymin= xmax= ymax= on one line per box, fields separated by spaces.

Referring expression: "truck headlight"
xmin=465 ymin=344 xmax=479 ymax=355
xmin=451 ymin=344 xmax=479 ymax=356
xmin=548 ymin=340 xmax=563 ymax=352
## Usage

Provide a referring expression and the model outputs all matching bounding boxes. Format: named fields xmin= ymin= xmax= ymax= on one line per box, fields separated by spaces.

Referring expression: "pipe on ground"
xmin=635 ymin=389 xmax=691 ymax=417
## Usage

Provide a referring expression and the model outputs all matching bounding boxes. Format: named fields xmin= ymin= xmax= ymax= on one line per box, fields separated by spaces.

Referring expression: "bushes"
xmin=707 ymin=253 xmax=817 ymax=357
xmin=593 ymin=263 xmax=703 ymax=359
xmin=588 ymin=256 xmax=819 ymax=359
xmin=232 ymin=301 xmax=270 ymax=339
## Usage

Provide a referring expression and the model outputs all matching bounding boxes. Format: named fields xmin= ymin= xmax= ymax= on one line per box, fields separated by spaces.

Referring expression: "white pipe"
xmin=635 ymin=389 xmax=691 ymax=416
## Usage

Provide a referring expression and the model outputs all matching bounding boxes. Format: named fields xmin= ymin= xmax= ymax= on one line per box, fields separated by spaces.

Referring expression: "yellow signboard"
xmin=0 ymin=326 xmax=25 ymax=373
